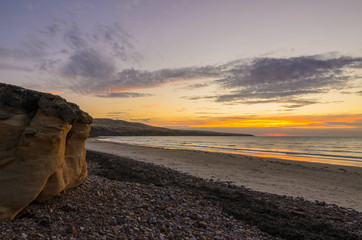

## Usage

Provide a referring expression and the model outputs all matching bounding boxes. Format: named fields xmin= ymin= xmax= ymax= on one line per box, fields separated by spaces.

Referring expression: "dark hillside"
xmin=90 ymin=118 xmax=253 ymax=136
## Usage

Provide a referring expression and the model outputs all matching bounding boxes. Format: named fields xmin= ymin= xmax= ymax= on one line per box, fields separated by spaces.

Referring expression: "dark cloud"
xmin=3 ymin=18 xmax=219 ymax=97
xmin=38 ymin=59 xmax=62 ymax=71
xmin=218 ymin=56 xmax=361 ymax=89
xmin=93 ymin=23 xmax=134 ymax=60
xmin=281 ymin=99 xmax=319 ymax=108
xmin=214 ymin=89 xmax=322 ymax=103
xmin=130 ymin=118 xmax=151 ymax=122
xmin=40 ymin=22 xmax=62 ymax=36
xmin=52 ymin=20 xmax=141 ymax=87
xmin=179 ymin=55 xmax=362 ymax=108
xmin=64 ymin=23 xmax=88 ymax=50
xmin=81 ymin=54 xmax=359 ymax=104
xmin=1 ymin=16 xmax=362 ymax=104
xmin=96 ymin=92 xmax=152 ymax=98
xmin=107 ymin=111 xmax=127 ymax=115
xmin=183 ymin=95 xmax=216 ymax=101
xmin=106 ymin=111 xmax=128 ymax=117
xmin=211 ymin=56 xmax=362 ymax=107
xmin=108 ymin=67 xmax=214 ymax=89
xmin=61 ymin=49 xmax=115 ymax=80
xmin=0 ymin=18 xmax=143 ymax=96
xmin=182 ymin=83 xmax=209 ymax=90
xmin=325 ymin=121 xmax=362 ymax=127
xmin=63 ymin=66 xmax=217 ymax=96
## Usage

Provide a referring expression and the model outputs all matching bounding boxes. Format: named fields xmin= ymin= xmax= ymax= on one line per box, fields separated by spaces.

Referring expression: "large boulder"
xmin=0 ymin=83 xmax=92 ymax=221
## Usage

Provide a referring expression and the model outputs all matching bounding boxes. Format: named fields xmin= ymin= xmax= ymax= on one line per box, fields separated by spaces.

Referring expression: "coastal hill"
xmin=90 ymin=118 xmax=253 ymax=136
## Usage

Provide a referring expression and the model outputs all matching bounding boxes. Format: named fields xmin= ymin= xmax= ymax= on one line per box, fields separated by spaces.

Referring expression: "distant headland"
xmin=90 ymin=118 xmax=253 ymax=137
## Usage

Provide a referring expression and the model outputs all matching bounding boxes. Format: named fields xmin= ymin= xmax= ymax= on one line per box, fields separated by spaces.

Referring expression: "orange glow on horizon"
xmin=150 ymin=115 xmax=362 ymax=129
xmin=142 ymin=104 xmax=160 ymax=109
xmin=49 ymin=91 xmax=63 ymax=95
xmin=263 ymin=133 xmax=293 ymax=136
xmin=108 ymin=87 xmax=141 ymax=93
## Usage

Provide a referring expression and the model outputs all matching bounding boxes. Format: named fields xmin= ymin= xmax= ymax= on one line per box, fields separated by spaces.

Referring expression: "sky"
xmin=1 ymin=0 xmax=362 ymax=136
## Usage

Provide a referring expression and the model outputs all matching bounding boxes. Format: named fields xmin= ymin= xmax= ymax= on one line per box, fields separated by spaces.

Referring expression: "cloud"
xmin=70 ymin=66 xmax=217 ymax=96
xmin=0 ymin=18 xmax=144 ymax=97
xmin=0 ymin=63 xmax=33 ymax=72
xmin=181 ymin=83 xmax=209 ymax=90
xmin=214 ymin=55 xmax=362 ymax=105
xmin=110 ymin=67 xmax=214 ymax=89
xmin=130 ymin=118 xmax=151 ymax=122
xmin=325 ymin=120 xmax=362 ymax=127
xmin=61 ymin=49 xmax=115 ymax=80
xmin=281 ymin=99 xmax=320 ymax=108
xmin=63 ymin=24 xmax=88 ymax=50
xmin=96 ymin=92 xmax=152 ymax=98
xmin=107 ymin=111 xmax=127 ymax=115
xmin=1 ymin=17 xmax=362 ymax=104
xmin=182 ymin=55 xmax=362 ymax=108
xmin=106 ymin=111 xmax=129 ymax=117
xmin=103 ymin=54 xmax=361 ymax=106
xmin=50 ymin=20 xmax=142 ymax=93
xmin=0 ymin=39 xmax=47 ymax=60
xmin=19 ymin=18 xmax=217 ymax=97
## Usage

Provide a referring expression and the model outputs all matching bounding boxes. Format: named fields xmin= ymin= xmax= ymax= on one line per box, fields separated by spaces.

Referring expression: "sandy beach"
xmin=87 ymin=138 xmax=362 ymax=212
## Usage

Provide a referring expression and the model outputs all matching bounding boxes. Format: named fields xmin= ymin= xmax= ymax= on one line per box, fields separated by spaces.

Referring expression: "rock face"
xmin=0 ymin=83 xmax=92 ymax=221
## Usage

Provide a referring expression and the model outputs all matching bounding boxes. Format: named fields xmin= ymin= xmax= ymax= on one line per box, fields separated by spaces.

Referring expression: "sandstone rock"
xmin=0 ymin=83 xmax=92 ymax=221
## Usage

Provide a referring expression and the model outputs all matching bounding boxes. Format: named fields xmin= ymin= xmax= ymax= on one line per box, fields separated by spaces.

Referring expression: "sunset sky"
xmin=1 ymin=0 xmax=362 ymax=136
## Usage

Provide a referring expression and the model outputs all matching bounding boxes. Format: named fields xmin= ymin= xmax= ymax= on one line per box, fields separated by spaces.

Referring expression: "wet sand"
xmin=86 ymin=138 xmax=362 ymax=212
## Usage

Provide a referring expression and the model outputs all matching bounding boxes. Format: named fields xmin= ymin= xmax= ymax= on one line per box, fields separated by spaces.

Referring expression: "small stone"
xmin=291 ymin=210 xmax=306 ymax=216
xmin=160 ymin=224 xmax=168 ymax=233
xmin=37 ymin=233 xmax=45 ymax=238
xmin=244 ymin=229 xmax=251 ymax=236
xmin=20 ymin=233 xmax=27 ymax=240
xmin=190 ymin=213 xmax=198 ymax=220
xmin=69 ymin=225 xmax=77 ymax=235
xmin=197 ymin=221 xmax=207 ymax=228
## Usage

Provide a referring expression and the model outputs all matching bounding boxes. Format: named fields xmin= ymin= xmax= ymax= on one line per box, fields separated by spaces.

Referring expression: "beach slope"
xmin=86 ymin=138 xmax=362 ymax=212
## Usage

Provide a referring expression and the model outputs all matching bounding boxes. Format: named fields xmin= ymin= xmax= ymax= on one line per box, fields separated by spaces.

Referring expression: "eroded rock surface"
xmin=0 ymin=83 xmax=92 ymax=221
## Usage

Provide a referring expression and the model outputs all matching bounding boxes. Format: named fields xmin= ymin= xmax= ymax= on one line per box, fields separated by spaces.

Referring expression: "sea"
xmin=98 ymin=136 xmax=362 ymax=167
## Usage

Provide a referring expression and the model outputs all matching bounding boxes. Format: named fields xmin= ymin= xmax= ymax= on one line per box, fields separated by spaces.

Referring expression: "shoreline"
xmin=86 ymin=138 xmax=362 ymax=212
xmin=95 ymin=136 xmax=362 ymax=168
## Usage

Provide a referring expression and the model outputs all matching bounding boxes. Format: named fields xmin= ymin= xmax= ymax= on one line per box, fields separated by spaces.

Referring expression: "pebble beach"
xmin=1 ymin=150 xmax=361 ymax=239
